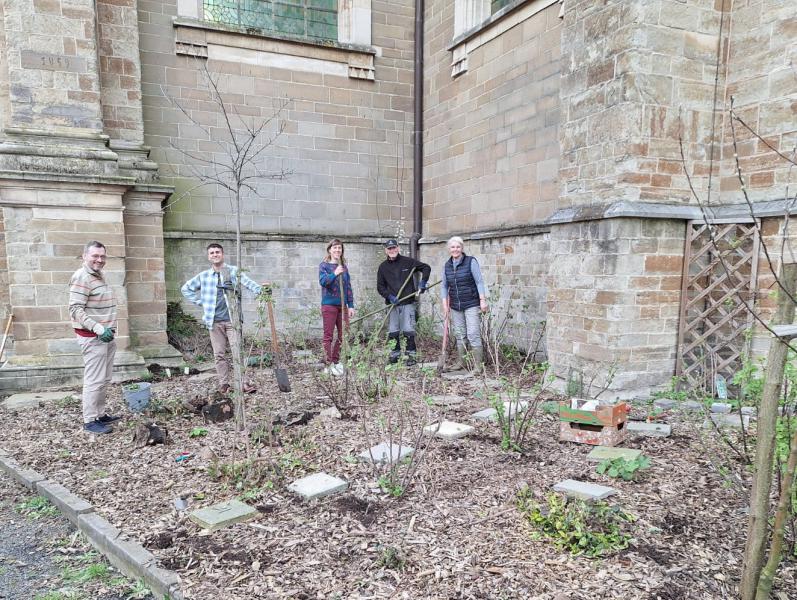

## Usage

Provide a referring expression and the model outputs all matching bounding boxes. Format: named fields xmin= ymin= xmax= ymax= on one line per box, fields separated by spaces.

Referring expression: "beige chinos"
xmin=77 ymin=336 xmax=117 ymax=423
xmin=209 ymin=321 xmax=241 ymax=388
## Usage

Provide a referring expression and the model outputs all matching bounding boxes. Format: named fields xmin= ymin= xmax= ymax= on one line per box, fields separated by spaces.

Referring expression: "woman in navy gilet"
xmin=441 ymin=236 xmax=489 ymax=372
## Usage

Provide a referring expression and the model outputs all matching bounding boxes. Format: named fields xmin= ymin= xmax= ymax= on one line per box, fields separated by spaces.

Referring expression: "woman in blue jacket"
xmin=318 ymin=239 xmax=355 ymax=375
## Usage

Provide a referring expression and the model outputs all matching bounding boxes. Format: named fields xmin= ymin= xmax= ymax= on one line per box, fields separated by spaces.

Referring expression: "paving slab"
xmin=423 ymin=420 xmax=474 ymax=440
xmin=586 ymin=446 xmax=643 ymax=462
xmin=189 ymin=372 xmax=216 ymax=382
xmin=471 ymin=407 xmax=498 ymax=421
xmin=358 ymin=442 xmax=414 ymax=464
xmin=709 ymin=414 xmax=751 ymax=429
xmin=627 ymin=421 xmax=672 ymax=437
xmin=553 ymin=479 xmax=617 ymax=501
xmin=35 ymin=480 xmax=94 ymax=524
xmin=319 ymin=406 xmax=342 ymax=419
xmin=428 ymin=394 xmax=466 ymax=407
xmin=711 ymin=402 xmax=733 ymax=414
xmin=679 ymin=400 xmax=704 ymax=413
xmin=419 ymin=362 xmax=439 ymax=370
xmin=1 ymin=390 xmax=78 ymax=410
xmin=741 ymin=406 xmax=757 ymax=417
xmin=189 ymin=499 xmax=258 ymax=531
xmin=653 ymin=398 xmax=677 ymax=411
xmin=287 ymin=472 xmax=348 ymax=500
xmin=442 ymin=371 xmax=472 ymax=381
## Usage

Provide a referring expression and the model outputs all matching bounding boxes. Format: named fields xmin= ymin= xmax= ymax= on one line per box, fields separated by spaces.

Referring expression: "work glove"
xmin=98 ymin=327 xmax=114 ymax=343
xmin=418 ymin=281 xmax=427 ymax=294
xmin=388 ymin=294 xmax=399 ymax=305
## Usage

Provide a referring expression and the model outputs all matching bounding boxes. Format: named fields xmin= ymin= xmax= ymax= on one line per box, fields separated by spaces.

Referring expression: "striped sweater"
xmin=68 ymin=265 xmax=117 ymax=335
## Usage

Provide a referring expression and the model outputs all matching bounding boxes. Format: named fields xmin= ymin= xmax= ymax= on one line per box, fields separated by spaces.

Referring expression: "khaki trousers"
xmin=209 ymin=321 xmax=241 ymax=387
xmin=77 ymin=336 xmax=116 ymax=423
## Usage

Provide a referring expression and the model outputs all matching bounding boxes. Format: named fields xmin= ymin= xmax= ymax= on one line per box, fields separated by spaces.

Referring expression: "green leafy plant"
xmin=377 ymin=475 xmax=404 ymax=497
xmin=16 ymin=495 xmax=58 ymax=519
xmin=517 ymin=489 xmax=635 ymax=557
xmin=376 ymin=545 xmax=406 ymax=570
xmin=124 ymin=580 xmax=152 ymax=600
xmin=596 ymin=455 xmax=651 ymax=481
xmin=62 ymin=563 xmax=110 ymax=583
xmin=189 ymin=427 xmax=209 ymax=438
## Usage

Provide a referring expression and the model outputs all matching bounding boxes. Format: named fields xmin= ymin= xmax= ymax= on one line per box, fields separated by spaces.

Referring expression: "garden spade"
xmin=266 ymin=296 xmax=291 ymax=393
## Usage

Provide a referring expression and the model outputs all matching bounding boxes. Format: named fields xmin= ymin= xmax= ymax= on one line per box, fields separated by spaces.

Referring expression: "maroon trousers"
xmin=321 ymin=304 xmax=348 ymax=363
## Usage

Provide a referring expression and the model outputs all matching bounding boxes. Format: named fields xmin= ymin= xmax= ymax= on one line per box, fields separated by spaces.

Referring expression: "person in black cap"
xmin=376 ymin=239 xmax=431 ymax=365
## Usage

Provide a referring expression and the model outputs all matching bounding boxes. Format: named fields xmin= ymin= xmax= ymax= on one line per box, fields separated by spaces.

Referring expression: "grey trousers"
xmin=450 ymin=306 xmax=482 ymax=349
xmin=388 ymin=304 xmax=416 ymax=334
xmin=77 ymin=336 xmax=116 ymax=423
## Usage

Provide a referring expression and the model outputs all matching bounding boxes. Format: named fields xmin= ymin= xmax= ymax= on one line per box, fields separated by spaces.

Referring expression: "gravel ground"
xmin=0 ymin=476 xmax=146 ymax=600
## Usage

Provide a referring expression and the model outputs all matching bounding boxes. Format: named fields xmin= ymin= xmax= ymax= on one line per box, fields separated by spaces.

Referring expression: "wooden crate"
xmin=558 ymin=401 xmax=630 ymax=446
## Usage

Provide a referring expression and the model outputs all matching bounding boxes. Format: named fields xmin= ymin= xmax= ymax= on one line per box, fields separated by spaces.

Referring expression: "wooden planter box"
xmin=558 ymin=400 xmax=630 ymax=446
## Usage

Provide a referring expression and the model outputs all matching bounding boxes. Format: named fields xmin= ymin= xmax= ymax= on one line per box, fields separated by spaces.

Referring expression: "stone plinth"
xmin=288 ymin=473 xmax=348 ymax=500
xmin=189 ymin=499 xmax=257 ymax=531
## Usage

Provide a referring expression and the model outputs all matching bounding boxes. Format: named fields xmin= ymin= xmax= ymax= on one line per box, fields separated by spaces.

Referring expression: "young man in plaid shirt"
xmin=181 ymin=243 xmax=267 ymax=393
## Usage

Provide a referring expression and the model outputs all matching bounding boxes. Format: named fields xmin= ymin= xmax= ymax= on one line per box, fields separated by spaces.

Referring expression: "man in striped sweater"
xmin=69 ymin=241 xmax=120 ymax=435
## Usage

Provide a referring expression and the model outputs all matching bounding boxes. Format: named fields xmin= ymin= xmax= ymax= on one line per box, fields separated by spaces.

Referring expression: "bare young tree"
xmin=162 ymin=60 xmax=290 ymax=431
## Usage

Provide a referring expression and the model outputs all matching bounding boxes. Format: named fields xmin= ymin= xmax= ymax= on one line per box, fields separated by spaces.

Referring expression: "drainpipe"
xmin=411 ymin=0 xmax=424 ymax=259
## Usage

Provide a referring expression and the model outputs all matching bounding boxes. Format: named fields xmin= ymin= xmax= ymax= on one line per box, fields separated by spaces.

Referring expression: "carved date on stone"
xmin=21 ymin=50 xmax=87 ymax=73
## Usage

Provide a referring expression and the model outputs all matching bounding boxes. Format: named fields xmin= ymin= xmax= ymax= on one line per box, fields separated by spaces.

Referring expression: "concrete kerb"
xmin=0 ymin=456 xmax=183 ymax=600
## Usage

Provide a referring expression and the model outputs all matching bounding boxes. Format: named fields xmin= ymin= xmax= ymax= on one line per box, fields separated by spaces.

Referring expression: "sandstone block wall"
xmin=423 ymin=1 xmax=562 ymax=236
xmin=546 ymin=218 xmax=685 ymax=393
xmin=139 ymin=0 xmax=415 ymax=240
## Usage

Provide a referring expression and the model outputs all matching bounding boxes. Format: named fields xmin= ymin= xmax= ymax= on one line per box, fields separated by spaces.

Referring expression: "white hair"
xmin=447 ymin=236 xmax=464 ymax=249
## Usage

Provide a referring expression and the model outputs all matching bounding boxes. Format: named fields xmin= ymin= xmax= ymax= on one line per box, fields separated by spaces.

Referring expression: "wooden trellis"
xmin=676 ymin=220 xmax=760 ymax=390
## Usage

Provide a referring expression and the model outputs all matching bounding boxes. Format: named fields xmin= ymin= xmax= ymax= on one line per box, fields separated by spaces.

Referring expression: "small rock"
xmin=652 ymin=398 xmax=676 ymax=411
xmin=320 ymin=406 xmax=342 ymax=419
xmin=711 ymin=403 xmax=733 ymax=414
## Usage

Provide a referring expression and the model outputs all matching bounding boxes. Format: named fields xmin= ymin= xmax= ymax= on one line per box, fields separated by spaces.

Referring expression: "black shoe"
xmin=98 ymin=414 xmax=121 ymax=424
xmin=84 ymin=420 xmax=113 ymax=434
xmin=404 ymin=355 xmax=417 ymax=366
xmin=388 ymin=354 xmax=400 ymax=365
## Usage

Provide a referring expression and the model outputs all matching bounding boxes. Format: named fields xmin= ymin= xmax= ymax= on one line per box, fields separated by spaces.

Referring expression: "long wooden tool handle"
xmin=266 ymin=300 xmax=280 ymax=355
xmin=0 ymin=313 xmax=12 ymax=362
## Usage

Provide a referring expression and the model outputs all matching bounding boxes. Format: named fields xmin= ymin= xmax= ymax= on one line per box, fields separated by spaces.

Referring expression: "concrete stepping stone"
xmin=442 ymin=371 xmax=471 ymax=381
xmin=627 ymin=421 xmax=672 ymax=437
xmin=288 ymin=472 xmax=348 ymax=500
xmin=586 ymin=446 xmax=643 ymax=462
xmin=189 ymin=499 xmax=257 ymax=531
xmin=679 ymin=400 xmax=704 ymax=412
xmin=709 ymin=414 xmax=751 ymax=429
xmin=428 ymin=394 xmax=465 ymax=407
xmin=358 ymin=442 xmax=414 ymax=464
xmin=189 ymin=372 xmax=216 ymax=382
xmin=711 ymin=402 xmax=733 ymax=414
xmin=471 ymin=407 xmax=497 ymax=421
xmin=423 ymin=420 xmax=474 ymax=440
xmin=419 ymin=362 xmax=439 ymax=370
xmin=1 ymin=391 xmax=78 ymax=410
xmin=653 ymin=398 xmax=676 ymax=411
xmin=553 ymin=479 xmax=617 ymax=501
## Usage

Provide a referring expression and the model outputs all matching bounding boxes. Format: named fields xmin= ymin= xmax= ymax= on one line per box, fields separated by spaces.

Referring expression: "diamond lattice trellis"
xmin=676 ymin=220 xmax=760 ymax=390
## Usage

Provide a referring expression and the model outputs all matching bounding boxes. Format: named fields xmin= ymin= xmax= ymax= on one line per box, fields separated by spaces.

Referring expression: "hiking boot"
xmin=84 ymin=420 xmax=113 ymax=435
xmin=447 ymin=343 xmax=468 ymax=371
xmin=98 ymin=414 xmax=121 ymax=424
xmin=404 ymin=354 xmax=417 ymax=367
xmin=469 ymin=347 xmax=485 ymax=375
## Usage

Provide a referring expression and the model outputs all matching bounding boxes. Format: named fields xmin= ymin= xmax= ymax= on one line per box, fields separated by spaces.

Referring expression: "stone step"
xmin=471 ymin=401 xmax=528 ymax=422
xmin=710 ymin=402 xmax=733 ymax=414
xmin=189 ymin=499 xmax=258 ymax=531
xmin=627 ymin=421 xmax=672 ymax=437
xmin=189 ymin=372 xmax=216 ymax=382
xmin=708 ymin=414 xmax=751 ymax=429
xmin=586 ymin=446 xmax=643 ymax=462
xmin=358 ymin=442 xmax=414 ymax=464
xmin=441 ymin=371 xmax=472 ymax=381
xmin=652 ymin=398 xmax=676 ymax=411
xmin=423 ymin=420 xmax=474 ymax=440
xmin=553 ymin=479 xmax=617 ymax=501
xmin=288 ymin=473 xmax=348 ymax=500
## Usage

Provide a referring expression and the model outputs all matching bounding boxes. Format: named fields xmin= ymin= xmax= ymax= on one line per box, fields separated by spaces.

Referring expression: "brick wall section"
xmin=123 ymin=192 xmax=169 ymax=347
xmin=421 ymin=233 xmax=550 ymax=352
xmin=559 ymin=0 xmax=727 ymax=210
xmin=96 ymin=0 xmax=145 ymax=143
xmin=2 ymin=0 xmax=103 ymax=129
xmin=166 ymin=237 xmax=388 ymax=336
xmin=546 ymin=218 xmax=685 ymax=392
xmin=423 ymin=2 xmax=561 ymax=236
xmin=0 ymin=191 xmax=129 ymax=356
xmin=719 ymin=0 xmax=797 ymax=203
xmin=139 ymin=0 xmax=414 ymax=239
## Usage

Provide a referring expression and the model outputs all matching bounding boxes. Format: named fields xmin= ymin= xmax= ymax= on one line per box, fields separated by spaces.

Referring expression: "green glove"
xmin=98 ymin=327 xmax=114 ymax=343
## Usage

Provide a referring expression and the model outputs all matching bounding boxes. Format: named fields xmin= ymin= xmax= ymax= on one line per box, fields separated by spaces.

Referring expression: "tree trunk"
xmin=231 ymin=188 xmax=245 ymax=431
xmin=755 ymin=425 xmax=797 ymax=600
xmin=741 ymin=263 xmax=797 ymax=599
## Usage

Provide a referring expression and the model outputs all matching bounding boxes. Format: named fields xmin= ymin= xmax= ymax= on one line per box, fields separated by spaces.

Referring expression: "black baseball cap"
xmin=384 ymin=239 xmax=398 ymax=248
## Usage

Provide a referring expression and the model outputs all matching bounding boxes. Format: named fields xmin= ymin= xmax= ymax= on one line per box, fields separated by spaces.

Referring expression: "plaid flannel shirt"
xmin=181 ymin=265 xmax=262 ymax=329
